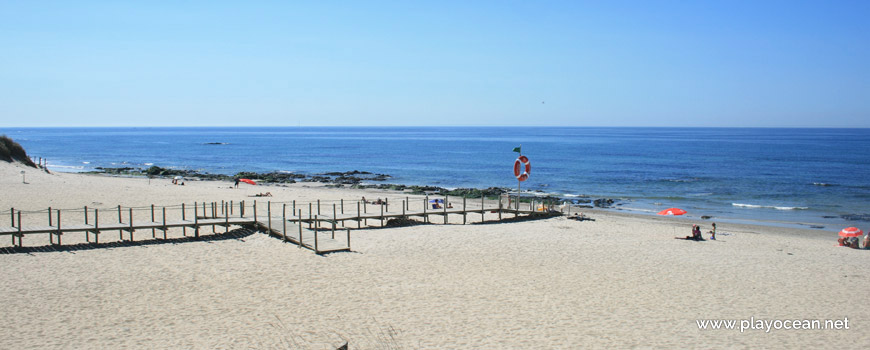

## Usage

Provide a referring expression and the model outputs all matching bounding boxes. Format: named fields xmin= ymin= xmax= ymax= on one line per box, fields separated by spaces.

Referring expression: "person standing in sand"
xmin=709 ymin=223 xmax=717 ymax=240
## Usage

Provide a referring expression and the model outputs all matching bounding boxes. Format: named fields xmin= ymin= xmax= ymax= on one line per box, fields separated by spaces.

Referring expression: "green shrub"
xmin=0 ymin=135 xmax=37 ymax=167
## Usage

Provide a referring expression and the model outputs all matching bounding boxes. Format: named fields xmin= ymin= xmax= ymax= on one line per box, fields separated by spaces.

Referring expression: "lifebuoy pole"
xmin=517 ymin=150 xmax=521 ymax=211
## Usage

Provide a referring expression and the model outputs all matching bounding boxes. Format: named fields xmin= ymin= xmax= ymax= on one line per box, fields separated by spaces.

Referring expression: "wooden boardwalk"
xmin=1 ymin=196 xmax=566 ymax=254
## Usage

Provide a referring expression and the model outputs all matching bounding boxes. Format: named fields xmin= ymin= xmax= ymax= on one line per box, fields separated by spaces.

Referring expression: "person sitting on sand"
xmin=447 ymin=202 xmax=453 ymax=208
xmin=838 ymin=236 xmax=859 ymax=248
xmin=678 ymin=225 xmax=703 ymax=241
xmin=846 ymin=236 xmax=860 ymax=249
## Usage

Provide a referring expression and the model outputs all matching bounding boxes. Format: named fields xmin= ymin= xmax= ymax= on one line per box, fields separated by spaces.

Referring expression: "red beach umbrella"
xmin=658 ymin=208 xmax=687 ymax=216
xmin=839 ymin=227 xmax=863 ymax=237
xmin=239 ymin=178 xmax=257 ymax=185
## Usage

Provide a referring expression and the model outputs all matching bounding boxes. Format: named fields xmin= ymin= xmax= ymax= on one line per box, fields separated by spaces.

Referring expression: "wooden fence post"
xmin=129 ymin=207 xmax=134 ymax=241
xmin=443 ymin=195 xmax=448 ymax=224
xmin=194 ymin=202 xmax=200 ymax=238
xmin=298 ymin=211 xmax=303 ymax=248
xmin=16 ymin=211 xmax=22 ymax=247
xmin=56 ymin=209 xmax=62 ymax=245
xmin=151 ymin=204 xmax=156 ymax=238
xmin=118 ymin=205 xmax=123 ymax=240
xmin=182 ymin=203 xmax=187 ymax=236
xmin=94 ymin=209 xmax=100 ymax=244
xmin=224 ymin=202 xmax=229 ymax=233
xmin=84 ymin=206 xmax=90 ymax=242
xmin=314 ymin=220 xmax=319 ymax=253
xmin=463 ymin=196 xmax=467 ymax=224
xmin=163 ymin=207 xmax=168 ymax=239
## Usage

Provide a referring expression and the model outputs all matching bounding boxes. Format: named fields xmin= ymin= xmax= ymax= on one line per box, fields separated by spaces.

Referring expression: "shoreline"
xmin=2 ymin=161 xmax=846 ymax=238
xmin=70 ymin=166 xmax=860 ymax=234
xmin=2 ymin=160 xmax=868 ymax=348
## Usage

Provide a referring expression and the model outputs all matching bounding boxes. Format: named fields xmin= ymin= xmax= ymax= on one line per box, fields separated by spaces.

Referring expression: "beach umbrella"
xmin=239 ymin=178 xmax=257 ymax=185
xmin=839 ymin=227 xmax=863 ymax=237
xmin=658 ymin=208 xmax=687 ymax=216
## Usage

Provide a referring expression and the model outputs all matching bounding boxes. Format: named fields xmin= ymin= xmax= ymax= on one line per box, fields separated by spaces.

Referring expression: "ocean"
xmin=4 ymin=127 xmax=869 ymax=230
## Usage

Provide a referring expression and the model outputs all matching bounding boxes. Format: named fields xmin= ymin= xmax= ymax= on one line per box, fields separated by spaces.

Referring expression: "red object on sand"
xmin=658 ymin=208 xmax=687 ymax=216
xmin=839 ymin=227 xmax=863 ymax=237
xmin=240 ymin=179 xmax=257 ymax=185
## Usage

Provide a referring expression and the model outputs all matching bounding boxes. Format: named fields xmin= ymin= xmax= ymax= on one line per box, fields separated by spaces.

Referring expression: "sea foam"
xmin=732 ymin=203 xmax=809 ymax=210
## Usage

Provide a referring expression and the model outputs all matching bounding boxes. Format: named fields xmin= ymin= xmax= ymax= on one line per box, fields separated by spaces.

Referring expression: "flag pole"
xmin=517 ymin=145 xmax=521 ymax=211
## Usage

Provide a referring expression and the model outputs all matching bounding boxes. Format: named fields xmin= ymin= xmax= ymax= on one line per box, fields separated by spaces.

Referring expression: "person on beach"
xmin=234 ymin=179 xmax=239 ymax=188
xmin=709 ymin=223 xmax=717 ymax=240
xmin=838 ymin=236 xmax=860 ymax=248
xmin=864 ymin=233 xmax=869 ymax=249
xmin=677 ymin=225 xmax=703 ymax=241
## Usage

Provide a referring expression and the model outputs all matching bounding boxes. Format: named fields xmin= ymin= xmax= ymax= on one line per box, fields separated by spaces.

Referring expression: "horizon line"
xmin=2 ymin=125 xmax=869 ymax=129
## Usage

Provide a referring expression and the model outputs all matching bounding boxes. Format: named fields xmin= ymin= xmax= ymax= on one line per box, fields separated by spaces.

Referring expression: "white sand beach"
xmin=1 ymin=162 xmax=868 ymax=349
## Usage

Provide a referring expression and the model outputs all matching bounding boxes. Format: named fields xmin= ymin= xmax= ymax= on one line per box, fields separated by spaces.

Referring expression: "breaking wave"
xmin=732 ymin=203 xmax=809 ymax=210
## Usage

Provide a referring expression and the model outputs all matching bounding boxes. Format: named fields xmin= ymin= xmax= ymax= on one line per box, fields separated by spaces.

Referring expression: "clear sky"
xmin=1 ymin=1 xmax=868 ymax=127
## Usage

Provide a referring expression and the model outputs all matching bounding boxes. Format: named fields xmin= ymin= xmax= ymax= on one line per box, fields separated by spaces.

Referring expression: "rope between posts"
xmin=2 ymin=195 xmax=483 ymax=216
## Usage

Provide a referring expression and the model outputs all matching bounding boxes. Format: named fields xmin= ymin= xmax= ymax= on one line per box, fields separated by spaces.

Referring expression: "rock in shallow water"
xmin=841 ymin=213 xmax=870 ymax=222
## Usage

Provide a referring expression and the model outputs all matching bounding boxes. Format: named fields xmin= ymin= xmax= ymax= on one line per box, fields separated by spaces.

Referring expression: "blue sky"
xmin=1 ymin=1 xmax=868 ymax=127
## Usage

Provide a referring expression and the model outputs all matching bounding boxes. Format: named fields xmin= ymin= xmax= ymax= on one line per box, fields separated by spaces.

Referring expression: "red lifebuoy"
xmin=514 ymin=155 xmax=530 ymax=181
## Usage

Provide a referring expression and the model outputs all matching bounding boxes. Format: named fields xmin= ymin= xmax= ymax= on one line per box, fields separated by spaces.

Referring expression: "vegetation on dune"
xmin=0 ymin=135 xmax=37 ymax=167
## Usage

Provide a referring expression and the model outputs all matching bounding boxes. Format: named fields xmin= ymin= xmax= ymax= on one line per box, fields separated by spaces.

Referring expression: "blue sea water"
xmin=4 ymin=127 xmax=870 ymax=230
